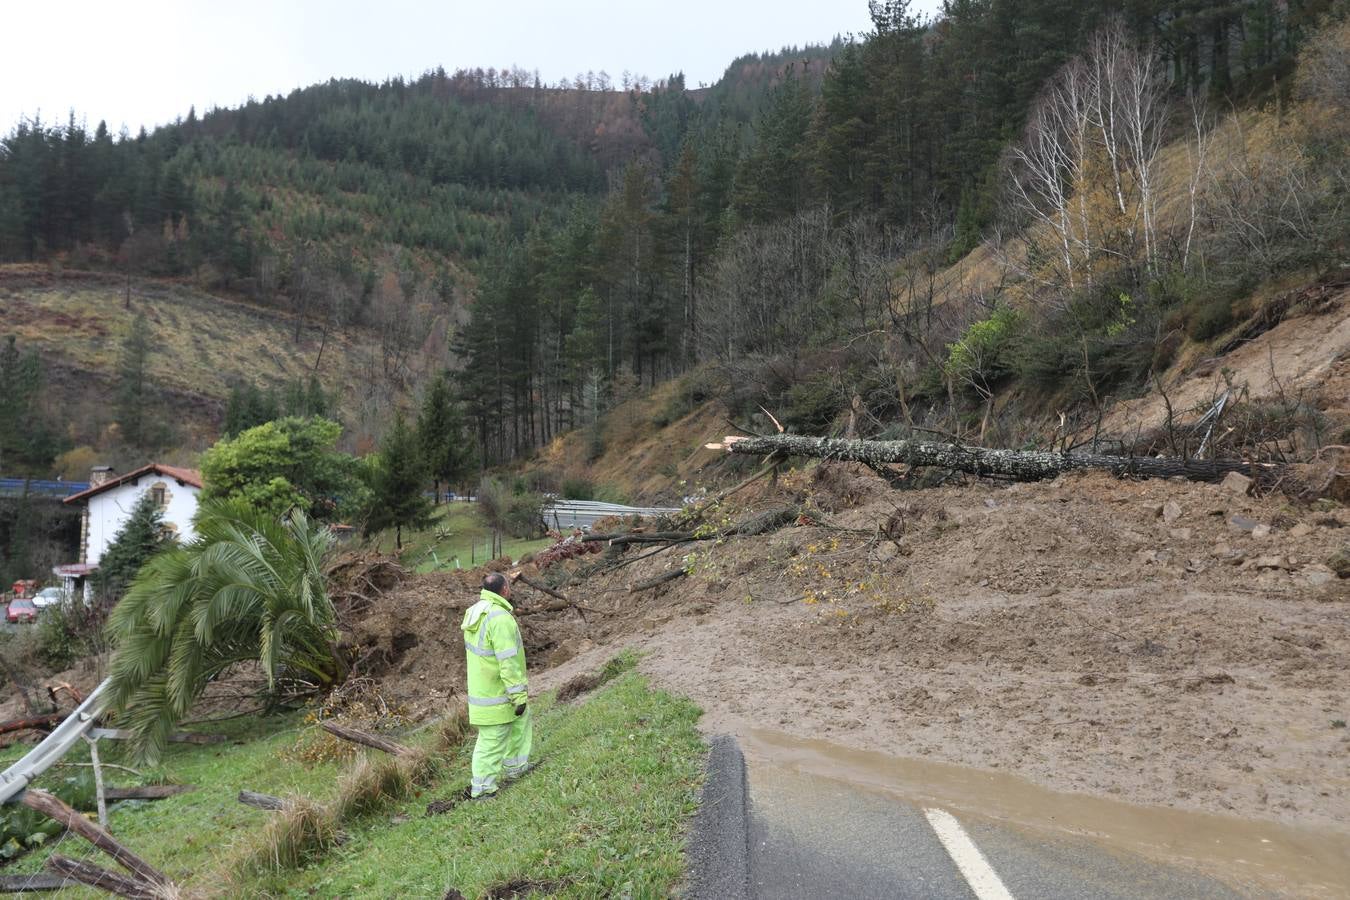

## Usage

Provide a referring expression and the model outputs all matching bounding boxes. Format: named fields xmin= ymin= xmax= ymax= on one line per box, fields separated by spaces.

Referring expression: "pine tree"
xmin=94 ymin=492 xmax=168 ymax=602
xmin=415 ymin=372 xmax=474 ymax=502
xmin=365 ymin=414 xmax=434 ymax=549
xmin=116 ymin=314 xmax=152 ymax=448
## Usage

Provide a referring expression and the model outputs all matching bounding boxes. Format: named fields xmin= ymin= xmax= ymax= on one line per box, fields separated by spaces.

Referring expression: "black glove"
xmin=514 ymin=702 xmax=527 ymax=718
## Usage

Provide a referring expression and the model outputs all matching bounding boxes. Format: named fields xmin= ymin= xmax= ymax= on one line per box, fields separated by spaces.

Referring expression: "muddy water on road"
xmin=742 ymin=728 xmax=1350 ymax=899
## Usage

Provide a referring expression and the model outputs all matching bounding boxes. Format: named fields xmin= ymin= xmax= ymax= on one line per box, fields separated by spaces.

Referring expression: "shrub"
xmin=944 ymin=306 xmax=1024 ymax=397
xmin=478 ymin=478 xmax=545 ymax=539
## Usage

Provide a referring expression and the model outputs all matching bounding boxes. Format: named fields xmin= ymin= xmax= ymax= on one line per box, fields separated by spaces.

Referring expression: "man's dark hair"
xmin=482 ymin=572 xmax=508 ymax=595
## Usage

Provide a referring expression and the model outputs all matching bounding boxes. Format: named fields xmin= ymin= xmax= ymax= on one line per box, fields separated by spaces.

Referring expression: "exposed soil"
xmin=1104 ymin=285 xmax=1350 ymax=438
xmin=527 ymin=467 xmax=1349 ymax=835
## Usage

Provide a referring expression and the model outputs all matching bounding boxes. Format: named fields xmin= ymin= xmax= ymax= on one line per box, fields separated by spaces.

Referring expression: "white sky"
xmin=3 ymin=0 xmax=945 ymax=135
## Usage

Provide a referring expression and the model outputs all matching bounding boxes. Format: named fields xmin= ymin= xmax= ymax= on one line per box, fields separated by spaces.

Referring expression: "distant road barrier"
xmin=544 ymin=499 xmax=681 ymax=532
xmin=0 ymin=478 xmax=90 ymax=499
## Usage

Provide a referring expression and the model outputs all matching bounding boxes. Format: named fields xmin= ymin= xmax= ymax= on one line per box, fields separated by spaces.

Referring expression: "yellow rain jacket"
xmin=461 ymin=589 xmax=528 ymax=726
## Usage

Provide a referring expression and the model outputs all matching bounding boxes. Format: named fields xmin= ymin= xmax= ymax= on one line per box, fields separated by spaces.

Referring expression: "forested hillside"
xmin=1 ymin=0 xmax=1346 ymax=479
xmin=455 ymin=0 xmax=1348 ymax=465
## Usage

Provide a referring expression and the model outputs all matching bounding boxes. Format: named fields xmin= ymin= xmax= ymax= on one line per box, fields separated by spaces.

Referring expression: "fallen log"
xmin=0 ymin=712 xmax=66 ymax=737
xmin=20 ymin=790 xmax=172 ymax=888
xmin=238 ymin=789 xmax=287 ymax=810
xmin=319 ymin=721 xmax=416 ymax=758
xmin=630 ymin=569 xmax=687 ymax=592
xmin=44 ymin=856 xmax=159 ymax=899
xmin=710 ymin=434 xmax=1283 ymax=484
xmin=104 ymin=784 xmax=196 ymax=801
xmin=0 ymin=873 xmax=70 ymax=892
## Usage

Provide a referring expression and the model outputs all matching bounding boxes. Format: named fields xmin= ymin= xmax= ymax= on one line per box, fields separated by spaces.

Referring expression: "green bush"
xmin=944 ymin=306 xmax=1024 ymax=396
xmin=479 ymin=478 xmax=545 ymax=539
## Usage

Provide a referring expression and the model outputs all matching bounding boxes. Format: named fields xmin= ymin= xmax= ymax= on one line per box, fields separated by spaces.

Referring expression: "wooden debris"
xmin=43 ymin=856 xmax=159 ymax=899
xmin=0 ymin=712 xmax=66 ymax=737
xmin=319 ymin=721 xmax=417 ymax=758
xmin=0 ymin=873 xmax=71 ymax=892
xmin=20 ymin=790 xmax=173 ymax=888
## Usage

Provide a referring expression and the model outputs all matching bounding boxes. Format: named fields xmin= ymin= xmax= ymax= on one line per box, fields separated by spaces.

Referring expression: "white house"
xmin=54 ymin=464 xmax=203 ymax=598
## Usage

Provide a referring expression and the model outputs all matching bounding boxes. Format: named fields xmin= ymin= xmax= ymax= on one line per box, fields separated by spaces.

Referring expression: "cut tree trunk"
xmin=711 ymin=434 xmax=1282 ymax=484
xmin=319 ymin=722 xmax=416 ymax=758
xmin=20 ymin=790 xmax=172 ymax=888
xmin=43 ymin=856 xmax=159 ymax=899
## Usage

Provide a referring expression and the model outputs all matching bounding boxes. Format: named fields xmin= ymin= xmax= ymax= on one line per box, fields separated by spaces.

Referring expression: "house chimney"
xmin=89 ymin=466 xmax=115 ymax=488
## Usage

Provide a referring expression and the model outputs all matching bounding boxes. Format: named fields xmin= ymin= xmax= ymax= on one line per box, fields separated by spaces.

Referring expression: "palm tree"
xmin=106 ymin=498 xmax=347 ymax=760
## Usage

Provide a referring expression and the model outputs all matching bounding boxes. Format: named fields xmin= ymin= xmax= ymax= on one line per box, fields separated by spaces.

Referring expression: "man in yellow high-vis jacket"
xmin=462 ymin=571 xmax=531 ymax=798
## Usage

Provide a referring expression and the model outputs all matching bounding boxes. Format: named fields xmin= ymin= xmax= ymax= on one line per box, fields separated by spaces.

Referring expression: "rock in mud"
xmin=1221 ymin=471 xmax=1254 ymax=496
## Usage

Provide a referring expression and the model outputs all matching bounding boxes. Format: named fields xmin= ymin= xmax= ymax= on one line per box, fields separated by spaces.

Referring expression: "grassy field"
xmin=1 ymin=662 xmax=704 ymax=897
xmin=370 ymin=502 xmax=554 ymax=573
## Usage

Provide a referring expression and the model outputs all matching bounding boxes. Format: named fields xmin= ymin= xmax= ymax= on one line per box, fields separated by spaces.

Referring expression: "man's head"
xmin=482 ymin=571 xmax=511 ymax=598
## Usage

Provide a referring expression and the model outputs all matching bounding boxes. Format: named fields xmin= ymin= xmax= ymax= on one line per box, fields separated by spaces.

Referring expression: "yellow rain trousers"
xmin=462 ymin=589 xmax=531 ymax=797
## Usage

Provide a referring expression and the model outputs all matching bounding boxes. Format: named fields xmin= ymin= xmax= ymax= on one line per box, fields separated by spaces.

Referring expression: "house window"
xmin=150 ymin=483 xmax=167 ymax=507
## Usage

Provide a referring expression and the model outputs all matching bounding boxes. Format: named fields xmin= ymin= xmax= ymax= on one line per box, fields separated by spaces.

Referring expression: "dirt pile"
xmin=332 ymin=562 xmax=590 ymax=722
xmin=516 ymin=466 xmax=1349 ymax=833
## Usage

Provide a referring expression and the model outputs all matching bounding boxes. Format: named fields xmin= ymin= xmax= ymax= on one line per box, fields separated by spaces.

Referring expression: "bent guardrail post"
xmin=0 ymin=678 xmax=109 ymax=805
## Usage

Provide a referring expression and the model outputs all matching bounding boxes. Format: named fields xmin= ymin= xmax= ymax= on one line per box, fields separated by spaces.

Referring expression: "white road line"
xmin=924 ymin=807 xmax=1016 ymax=900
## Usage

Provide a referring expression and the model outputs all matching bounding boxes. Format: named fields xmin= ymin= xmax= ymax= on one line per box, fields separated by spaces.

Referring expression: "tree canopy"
xmin=199 ymin=416 xmax=369 ymax=521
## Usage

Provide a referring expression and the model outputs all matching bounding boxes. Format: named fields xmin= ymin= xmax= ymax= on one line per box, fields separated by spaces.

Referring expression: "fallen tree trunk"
xmin=710 ymin=434 xmax=1283 ymax=484
xmin=44 ymin=856 xmax=159 ymax=899
xmin=319 ymin=722 xmax=416 ymax=758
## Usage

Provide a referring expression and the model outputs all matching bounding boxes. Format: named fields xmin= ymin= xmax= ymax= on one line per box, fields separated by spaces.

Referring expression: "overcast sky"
xmin=4 ymin=0 xmax=945 ymax=135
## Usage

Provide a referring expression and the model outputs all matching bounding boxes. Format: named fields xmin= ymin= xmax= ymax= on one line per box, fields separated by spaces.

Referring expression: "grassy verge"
xmin=1 ymin=663 xmax=704 ymax=898
xmin=372 ymin=503 xmax=554 ymax=573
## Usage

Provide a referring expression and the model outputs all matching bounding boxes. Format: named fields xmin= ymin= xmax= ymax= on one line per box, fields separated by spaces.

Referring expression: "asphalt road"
xmin=688 ymin=736 xmax=1247 ymax=900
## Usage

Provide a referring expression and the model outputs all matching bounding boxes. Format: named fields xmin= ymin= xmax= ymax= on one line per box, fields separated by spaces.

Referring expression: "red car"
xmin=6 ymin=598 xmax=38 ymax=624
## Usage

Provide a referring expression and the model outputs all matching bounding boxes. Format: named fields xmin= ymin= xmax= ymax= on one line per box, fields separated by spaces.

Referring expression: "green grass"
xmin=0 ymin=711 xmax=348 ymax=894
xmin=373 ymin=503 xmax=554 ymax=573
xmin=2 ymin=663 xmax=705 ymax=898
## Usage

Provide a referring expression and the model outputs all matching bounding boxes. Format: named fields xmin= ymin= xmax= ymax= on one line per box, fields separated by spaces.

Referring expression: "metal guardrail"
xmin=0 ymin=679 xmax=109 ymax=804
xmin=0 ymin=478 xmax=90 ymax=499
xmin=544 ymin=499 xmax=681 ymax=531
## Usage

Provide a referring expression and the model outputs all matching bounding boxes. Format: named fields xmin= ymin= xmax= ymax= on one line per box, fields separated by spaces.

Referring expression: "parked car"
xmin=32 ymin=586 xmax=65 ymax=609
xmin=6 ymin=598 xmax=38 ymax=624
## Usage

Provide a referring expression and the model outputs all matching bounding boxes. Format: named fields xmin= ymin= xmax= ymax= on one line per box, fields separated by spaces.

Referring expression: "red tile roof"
xmin=62 ymin=464 xmax=204 ymax=505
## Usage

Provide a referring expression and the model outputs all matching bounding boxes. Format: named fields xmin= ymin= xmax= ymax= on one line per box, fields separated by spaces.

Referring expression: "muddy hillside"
xmin=339 ymin=465 xmax=1347 ymax=834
